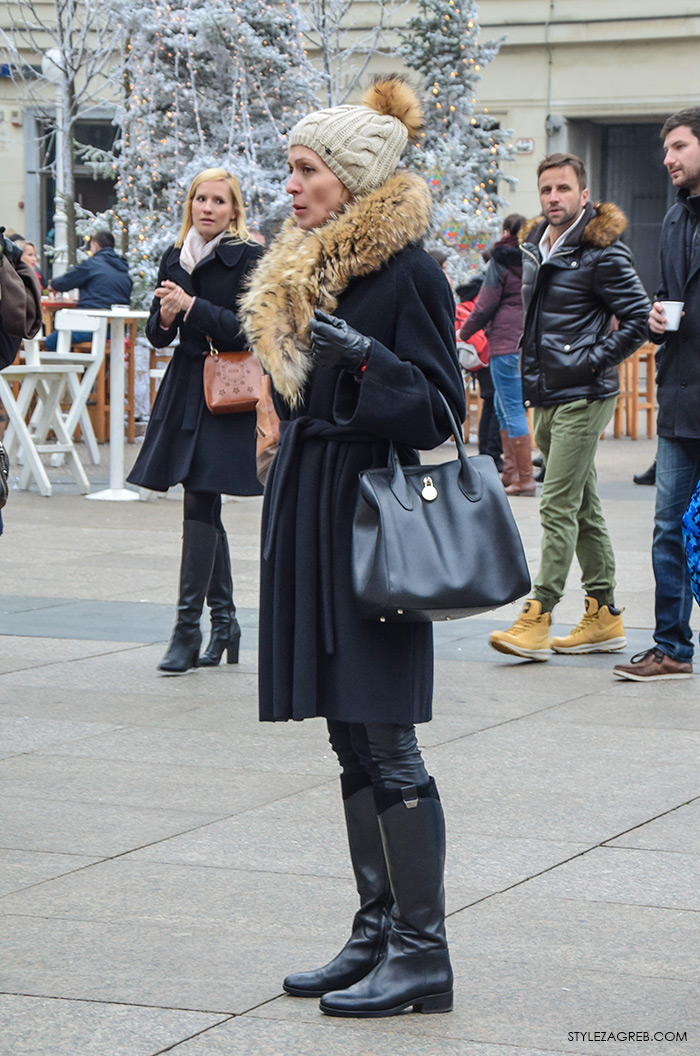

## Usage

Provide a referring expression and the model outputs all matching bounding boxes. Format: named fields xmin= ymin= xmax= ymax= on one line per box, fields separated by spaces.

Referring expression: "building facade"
xmin=475 ymin=1 xmax=700 ymax=293
xmin=2 ymin=2 xmax=700 ymax=292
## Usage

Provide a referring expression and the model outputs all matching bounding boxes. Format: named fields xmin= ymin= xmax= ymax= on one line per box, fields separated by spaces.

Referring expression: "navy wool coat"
xmin=256 ymin=247 xmax=465 ymax=725
xmin=128 ymin=238 xmax=264 ymax=495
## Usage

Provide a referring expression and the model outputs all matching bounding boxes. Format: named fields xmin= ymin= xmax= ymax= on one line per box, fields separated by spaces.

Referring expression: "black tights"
xmin=184 ymin=489 xmax=223 ymax=529
xmin=327 ymin=720 xmax=429 ymax=791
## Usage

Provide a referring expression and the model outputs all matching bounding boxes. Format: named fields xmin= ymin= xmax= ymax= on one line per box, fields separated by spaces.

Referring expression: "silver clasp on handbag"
xmin=421 ymin=476 xmax=438 ymax=502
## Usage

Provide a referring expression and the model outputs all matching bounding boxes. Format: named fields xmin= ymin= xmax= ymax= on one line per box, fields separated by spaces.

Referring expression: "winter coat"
xmin=240 ymin=172 xmax=465 ymax=725
xmin=0 ymin=255 xmax=42 ymax=368
xmin=650 ymin=189 xmax=700 ymax=439
xmin=519 ymin=201 xmax=650 ymax=408
xmin=127 ymin=237 xmax=264 ymax=495
xmin=50 ymin=247 xmax=133 ymax=308
xmin=459 ymin=235 xmax=523 ymax=357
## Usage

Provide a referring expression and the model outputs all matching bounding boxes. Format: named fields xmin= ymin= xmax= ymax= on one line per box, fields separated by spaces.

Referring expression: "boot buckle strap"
xmin=401 ymin=785 xmax=419 ymax=808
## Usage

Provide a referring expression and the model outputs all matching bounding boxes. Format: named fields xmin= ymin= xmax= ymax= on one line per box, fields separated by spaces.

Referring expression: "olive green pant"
xmin=533 ymin=396 xmax=618 ymax=613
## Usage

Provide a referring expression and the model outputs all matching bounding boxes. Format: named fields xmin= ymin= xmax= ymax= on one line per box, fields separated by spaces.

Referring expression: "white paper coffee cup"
xmin=660 ymin=300 xmax=684 ymax=331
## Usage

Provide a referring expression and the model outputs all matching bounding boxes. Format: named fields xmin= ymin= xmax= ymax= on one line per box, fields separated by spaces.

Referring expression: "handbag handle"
xmin=388 ymin=390 xmax=483 ymax=508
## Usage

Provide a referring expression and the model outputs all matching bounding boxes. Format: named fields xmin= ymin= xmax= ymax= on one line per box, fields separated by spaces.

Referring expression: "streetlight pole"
xmin=41 ymin=47 xmax=68 ymax=278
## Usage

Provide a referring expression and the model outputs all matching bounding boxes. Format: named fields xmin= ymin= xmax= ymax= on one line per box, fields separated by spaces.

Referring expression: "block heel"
xmin=414 ymin=989 xmax=453 ymax=1013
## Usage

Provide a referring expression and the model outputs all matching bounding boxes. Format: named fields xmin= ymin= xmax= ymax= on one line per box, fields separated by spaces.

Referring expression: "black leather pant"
xmin=327 ymin=720 xmax=429 ymax=790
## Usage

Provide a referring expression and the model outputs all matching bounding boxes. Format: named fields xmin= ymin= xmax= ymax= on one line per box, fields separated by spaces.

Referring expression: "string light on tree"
xmin=399 ymin=0 xmax=515 ymax=281
xmin=78 ymin=0 xmax=319 ymax=305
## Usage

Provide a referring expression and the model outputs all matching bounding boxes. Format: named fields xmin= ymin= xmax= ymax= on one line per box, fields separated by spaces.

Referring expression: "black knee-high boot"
xmin=320 ymin=777 xmax=453 ymax=1017
xmin=283 ymin=775 xmax=393 ymax=997
xmin=199 ymin=528 xmax=241 ymax=666
xmin=158 ymin=520 xmax=218 ymax=674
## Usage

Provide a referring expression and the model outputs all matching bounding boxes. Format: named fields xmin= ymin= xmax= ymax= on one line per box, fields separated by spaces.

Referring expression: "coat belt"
xmin=263 ymin=416 xmax=379 ymax=655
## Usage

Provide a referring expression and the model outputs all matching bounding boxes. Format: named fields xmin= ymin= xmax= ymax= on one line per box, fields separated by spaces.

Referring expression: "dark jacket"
xmin=519 ymin=201 xmax=650 ymax=407
xmin=50 ymin=247 xmax=133 ymax=308
xmin=240 ymin=173 xmax=465 ymax=726
xmin=650 ymin=189 xmax=700 ymax=439
xmin=127 ymin=237 xmax=264 ymax=495
xmin=459 ymin=235 xmax=523 ymax=356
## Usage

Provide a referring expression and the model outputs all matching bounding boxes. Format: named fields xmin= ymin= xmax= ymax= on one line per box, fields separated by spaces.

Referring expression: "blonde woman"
xmin=128 ymin=168 xmax=264 ymax=672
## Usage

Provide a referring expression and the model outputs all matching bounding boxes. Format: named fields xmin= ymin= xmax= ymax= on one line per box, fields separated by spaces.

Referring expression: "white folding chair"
xmin=0 ymin=358 xmax=90 ymax=497
xmin=39 ymin=309 xmax=108 ymax=465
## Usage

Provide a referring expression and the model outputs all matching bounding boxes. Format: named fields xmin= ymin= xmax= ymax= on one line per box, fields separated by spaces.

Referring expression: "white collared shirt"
xmin=539 ymin=208 xmax=587 ymax=262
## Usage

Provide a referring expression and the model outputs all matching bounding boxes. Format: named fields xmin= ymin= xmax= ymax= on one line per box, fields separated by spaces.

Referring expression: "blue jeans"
xmin=653 ymin=436 xmax=700 ymax=661
xmin=43 ymin=329 xmax=93 ymax=351
xmin=489 ymin=353 xmax=529 ymax=436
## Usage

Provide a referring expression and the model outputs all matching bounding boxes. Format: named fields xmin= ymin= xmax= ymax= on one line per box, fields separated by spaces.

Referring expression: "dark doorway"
xmin=600 ymin=123 xmax=675 ymax=297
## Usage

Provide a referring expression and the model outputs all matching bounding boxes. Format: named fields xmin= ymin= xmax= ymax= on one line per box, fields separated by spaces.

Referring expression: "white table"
xmin=83 ymin=308 xmax=149 ymax=501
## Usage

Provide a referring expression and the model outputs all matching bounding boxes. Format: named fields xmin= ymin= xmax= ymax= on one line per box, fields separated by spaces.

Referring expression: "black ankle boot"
xmin=320 ymin=778 xmax=452 ymax=1018
xmin=283 ymin=777 xmax=392 ymax=997
xmin=158 ymin=521 xmax=217 ymax=674
xmin=633 ymin=460 xmax=656 ymax=486
xmin=200 ymin=529 xmax=241 ymax=666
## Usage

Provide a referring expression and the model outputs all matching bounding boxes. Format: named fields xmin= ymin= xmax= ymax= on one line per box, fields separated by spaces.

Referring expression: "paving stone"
xmin=0 ymin=753 xmax=323 ymax=814
xmin=1 ymin=795 xmax=223 ymax=857
xmin=521 ymin=845 xmax=700 ymax=912
xmin=0 ymin=849 xmax=99 ymax=895
xmin=0 ymin=714 xmax=119 ymax=758
xmin=606 ymin=799 xmax=700 ymax=853
xmin=0 ymin=993 xmax=229 ymax=1056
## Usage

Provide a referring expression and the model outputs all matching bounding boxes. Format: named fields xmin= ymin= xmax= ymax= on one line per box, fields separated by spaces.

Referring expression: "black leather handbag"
xmin=351 ymin=392 xmax=531 ymax=621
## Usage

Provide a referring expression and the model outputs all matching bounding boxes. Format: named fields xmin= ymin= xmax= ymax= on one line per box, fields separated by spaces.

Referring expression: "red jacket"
xmin=455 ymin=299 xmax=488 ymax=368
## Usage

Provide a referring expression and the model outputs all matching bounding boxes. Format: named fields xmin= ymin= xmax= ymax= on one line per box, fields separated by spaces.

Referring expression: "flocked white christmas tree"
xmin=95 ymin=0 xmax=319 ymax=304
xmin=399 ymin=0 xmax=515 ymax=282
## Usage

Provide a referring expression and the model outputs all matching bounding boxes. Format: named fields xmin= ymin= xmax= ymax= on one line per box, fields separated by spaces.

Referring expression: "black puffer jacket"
xmin=519 ymin=200 xmax=650 ymax=407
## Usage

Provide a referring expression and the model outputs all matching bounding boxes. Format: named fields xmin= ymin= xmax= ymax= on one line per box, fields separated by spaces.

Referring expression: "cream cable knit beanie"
xmin=289 ymin=76 xmax=423 ymax=197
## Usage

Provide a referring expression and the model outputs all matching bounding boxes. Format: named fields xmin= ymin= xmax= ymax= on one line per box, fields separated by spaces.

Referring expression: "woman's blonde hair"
xmin=175 ymin=168 xmax=253 ymax=247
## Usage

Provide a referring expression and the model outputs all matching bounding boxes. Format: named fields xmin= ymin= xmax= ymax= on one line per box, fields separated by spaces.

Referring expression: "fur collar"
xmin=239 ymin=172 xmax=432 ymax=406
xmin=519 ymin=201 xmax=627 ymax=250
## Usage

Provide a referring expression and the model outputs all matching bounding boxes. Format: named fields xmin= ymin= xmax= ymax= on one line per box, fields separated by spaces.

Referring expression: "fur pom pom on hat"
xmin=288 ymin=75 xmax=423 ymax=197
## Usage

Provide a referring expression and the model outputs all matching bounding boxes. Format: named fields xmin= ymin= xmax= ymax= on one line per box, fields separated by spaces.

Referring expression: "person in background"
xmin=43 ymin=230 xmax=132 ymax=348
xmin=459 ymin=214 xmax=532 ymax=495
xmin=0 ymin=227 xmax=43 ymax=536
xmin=454 ymin=277 xmax=502 ymax=470
xmin=127 ymin=168 xmax=264 ymax=673
xmin=490 ymin=152 xmax=649 ymax=661
xmin=16 ymin=241 xmax=44 ymax=289
xmin=614 ymin=108 xmax=700 ymax=681
xmin=428 ymin=247 xmax=453 ymax=289
xmin=240 ymin=75 xmax=464 ymax=1018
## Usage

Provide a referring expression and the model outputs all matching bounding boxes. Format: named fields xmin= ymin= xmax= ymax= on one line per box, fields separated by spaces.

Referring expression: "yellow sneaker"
xmin=550 ymin=596 xmax=626 ymax=654
xmin=489 ymin=600 xmax=552 ymax=661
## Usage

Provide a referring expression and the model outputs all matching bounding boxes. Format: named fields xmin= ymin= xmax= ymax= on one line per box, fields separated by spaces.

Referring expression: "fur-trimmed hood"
xmin=490 ymin=236 xmax=522 ymax=270
xmin=239 ymin=171 xmax=432 ymax=406
xmin=519 ymin=201 xmax=627 ymax=250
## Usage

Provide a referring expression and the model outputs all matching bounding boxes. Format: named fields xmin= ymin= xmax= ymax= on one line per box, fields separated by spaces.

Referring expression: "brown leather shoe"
xmin=613 ymin=647 xmax=693 ymax=682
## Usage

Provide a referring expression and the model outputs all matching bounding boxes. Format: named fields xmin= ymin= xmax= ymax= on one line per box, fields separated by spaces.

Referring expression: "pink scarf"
xmin=179 ymin=227 xmax=225 ymax=275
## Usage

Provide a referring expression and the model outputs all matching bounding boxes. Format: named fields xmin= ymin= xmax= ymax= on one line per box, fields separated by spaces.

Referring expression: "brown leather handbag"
xmin=203 ymin=340 xmax=262 ymax=414
xmin=255 ymin=373 xmax=280 ymax=485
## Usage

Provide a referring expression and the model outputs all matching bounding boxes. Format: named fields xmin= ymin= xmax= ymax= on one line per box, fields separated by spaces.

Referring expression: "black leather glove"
xmin=309 ymin=309 xmax=371 ymax=375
